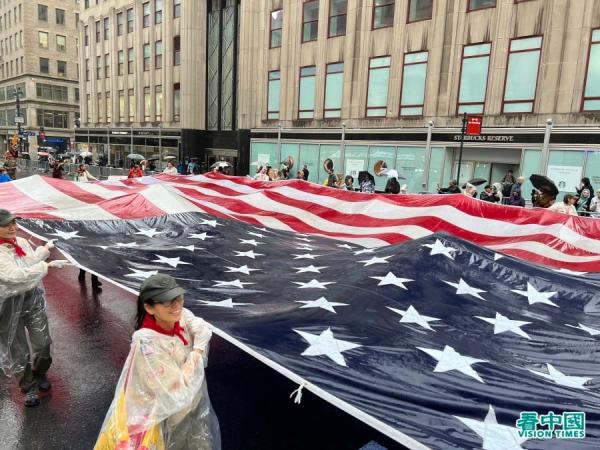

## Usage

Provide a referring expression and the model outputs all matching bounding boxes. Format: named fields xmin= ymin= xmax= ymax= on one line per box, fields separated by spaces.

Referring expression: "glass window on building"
xmin=75 ymin=87 xmax=79 ymax=102
xmin=319 ymin=144 xmax=341 ymax=184
xmin=328 ymin=0 xmax=347 ymax=37
xmin=128 ymin=88 xmax=135 ymax=121
xmin=38 ymin=31 xmax=48 ymax=49
xmin=267 ymin=70 xmax=280 ymax=119
xmin=270 ymin=9 xmax=283 ymax=48
xmin=373 ymin=0 xmax=394 ymax=29
xmin=117 ymin=12 xmax=124 ymax=35
xmin=395 ymin=147 xmax=426 ymax=193
xmin=174 ymin=0 xmax=181 ymax=18
xmin=144 ymin=86 xmax=151 ymax=121
xmin=343 ymin=145 xmax=367 ymax=189
xmin=143 ymin=44 xmax=150 ymax=71
xmin=127 ymin=8 xmax=134 ymax=33
xmin=582 ymin=29 xmax=600 ymax=111
xmin=302 ymin=0 xmax=319 ymax=43
xmin=400 ymin=51 xmax=428 ymax=116
xmin=86 ymin=94 xmax=91 ymax=122
xmin=143 ymin=2 xmax=150 ymax=28
xmin=98 ymin=92 xmax=104 ymax=122
xmin=118 ymin=90 xmax=125 ymax=122
xmin=38 ymin=4 xmax=48 ymax=21
xmin=408 ymin=0 xmax=433 ymax=23
xmin=96 ymin=55 xmax=102 ymax=79
xmin=548 ymin=150 xmax=585 ymax=196
xmin=56 ymin=34 xmax=66 ymax=52
xmin=155 ymin=0 xmax=163 ymax=25
xmin=56 ymin=8 xmax=65 ymax=25
xmin=36 ymin=109 xmax=68 ymax=128
xmin=118 ymin=50 xmax=124 ymax=75
xmin=458 ymin=43 xmax=491 ymax=114
xmin=86 ymin=58 xmax=90 ymax=80
xmin=281 ymin=143 xmax=300 ymax=177
xmin=96 ymin=20 xmax=101 ymax=42
xmin=39 ymin=57 xmax=49 ymax=74
xmin=155 ymin=40 xmax=163 ymax=69
xmin=155 ymin=85 xmax=162 ymax=121
xmin=84 ymin=25 xmax=89 ymax=45
xmin=250 ymin=141 xmax=279 ymax=170
xmin=174 ymin=36 xmax=181 ymax=65
xmin=128 ymin=47 xmax=134 ymax=74
xmin=104 ymin=53 xmax=110 ymax=77
xmin=103 ymin=17 xmax=109 ymax=40
xmin=368 ymin=146 xmax=396 ymax=191
xmin=468 ymin=0 xmax=496 ymax=11
xmin=366 ymin=56 xmax=391 ymax=117
xmin=503 ymin=36 xmax=542 ymax=113
xmin=299 ymin=66 xmax=316 ymax=119
xmin=324 ymin=62 xmax=344 ymax=118
xmin=173 ymin=83 xmax=181 ymax=121
xmin=0 ymin=87 xmax=6 ymax=102
xmin=584 ymin=150 xmax=600 ymax=190
xmin=299 ymin=144 xmax=319 ymax=183
xmin=57 ymin=60 xmax=67 ymax=78
xmin=106 ymin=92 xmax=111 ymax=122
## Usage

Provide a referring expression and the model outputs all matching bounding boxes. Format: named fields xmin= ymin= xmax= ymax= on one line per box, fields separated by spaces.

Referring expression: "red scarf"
xmin=141 ymin=314 xmax=188 ymax=345
xmin=0 ymin=238 xmax=26 ymax=257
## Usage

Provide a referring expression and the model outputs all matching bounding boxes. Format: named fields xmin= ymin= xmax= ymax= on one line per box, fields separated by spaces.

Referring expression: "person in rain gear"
xmin=95 ymin=274 xmax=220 ymax=450
xmin=0 ymin=209 xmax=70 ymax=406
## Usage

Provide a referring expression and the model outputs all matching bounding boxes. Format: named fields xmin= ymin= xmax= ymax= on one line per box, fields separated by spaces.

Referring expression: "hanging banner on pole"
xmin=466 ymin=115 xmax=483 ymax=136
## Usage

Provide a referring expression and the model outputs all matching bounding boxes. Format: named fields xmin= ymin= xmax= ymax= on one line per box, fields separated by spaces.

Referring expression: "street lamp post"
xmin=422 ymin=120 xmax=434 ymax=192
xmin=455 ymin=113 xmax=468 ymax=186
xmin=277 ymin=123 xmax=282 ymax=160
xmin=341 ymin=122 xmax=346 ymax=174
xmin=14 ymin=87 xmax=23 ymax=154
xmin=540 ymin=118 xmax=553 ymax=174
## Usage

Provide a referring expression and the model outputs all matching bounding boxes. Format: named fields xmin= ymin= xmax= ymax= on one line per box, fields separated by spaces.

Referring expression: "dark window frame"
xmin=406 ymin=0 xmax=433 ymax=24
xmin=456 ymin=42 xmax=491 ymax=115
xmin=269 ymin=9 xmax=283 ymax=49
xmin=298 ymin=65 xmax=317 ymax=119
xmin=372 ymin=0 xmax=395 ymax=30
xmin=327 ymin=0 xmax=347 ymax=38
xmin=267 ymin=69 xmax=280 ymax=119
xmin=581 ymin=28 xmax=600 ymax=111
xmin=117 ymin=12 xmax=124 ymax=35
xmin=143 ymin=2 xmax=150 ymax=28
xmin=323 ymin=62 xmax=344 ymax=117
xmin=467 ymin=0 xmax=497 ymax=13
xmin=399 ymin=50 xmax=429 ymax=117
xmin=501 ymin=34 xmax=543 ymax=114
xmin=173 ymin=36 xmax=181 ymax=65
xmin=365 ymin=55 xmax=391 ymax=117
xmin=302 ymin=0 xmax=319 ymax=44
xmin=127 ymin=8 xmax=134 ymax=32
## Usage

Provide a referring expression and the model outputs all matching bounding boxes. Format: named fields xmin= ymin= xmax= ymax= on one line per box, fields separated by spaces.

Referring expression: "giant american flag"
xmin=3 ymin=174 xmax=600 ymax=449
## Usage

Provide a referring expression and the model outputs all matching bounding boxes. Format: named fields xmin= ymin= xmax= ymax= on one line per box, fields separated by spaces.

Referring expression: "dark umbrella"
xmin=529 ymin=174 xmax=559 ymax=198
xmin=468 ymin=178 xmax=487 ymax=186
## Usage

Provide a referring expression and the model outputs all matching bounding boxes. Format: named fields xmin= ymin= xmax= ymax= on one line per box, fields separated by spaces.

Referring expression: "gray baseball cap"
xmin=139 ymin=274 xmax=185 ymax=303
xmin=0 ymin=209 xmax=17 ymax=226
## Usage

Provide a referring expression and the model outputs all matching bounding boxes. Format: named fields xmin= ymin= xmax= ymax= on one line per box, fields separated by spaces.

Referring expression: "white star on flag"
xmin=371 ymin=272 xmax=413 ymax=289
xmin=188 ymin=232 xmax=213 ymax=241
xmin=50 ymin=230 xmax=81 ymax=240
xmin=296 ymin=297 xmax=348 ymax=313
xmin=336 ymin=244 xmax=355 ymax=250
xmin=417 ymin=345 xmax=488 ymax=383
xmin=443 ymin=278 xmax=486 ymax=300
xmin=116 ymin=242 xmax=139 ymax=248
xmin=455 ymin=405 xmax=528 ymax=450
xmin=388 ymin=305 xmax=440 ymax=331
xmin=296 ymin=237 xmax=312 ymax=242
xmin=247 ymin=231 xmax=265 ymax=238
xmin=224 ymin=265 xmax=260 ymax=275
xmin=125 ymin=269 xmax=159 ymax=280
xmin=152 ymin=255 xmax=191 ymax=268
xmin=358 ymin=256 xmax=392 ymax=267
xmin=177 ymin=245 xmax=200 ymax=252
xmin=212 ymin=279 xmax=255 ymax=289
xmin=475 ymin=313 xmax=531 ymax=339
xmin=555 ymin=268 xmax=587 ymax=276
xmin=293 ymin=279 xmax=335 ymax=289
xmin=566 ymin=323 xmax=600 ymax=336
xmin=511 ymin=282 xmax=558 ymax=307
xmin=134 ymin=228 xmax=162 ymax=238
xmin=293 ymin=265 xmax=328 ymax=274
xmin=199 ymin=219 xmax=219 ymax=228
xmin=198 ymin=298 xmax=252 ymax=308
xmin=239 ymin=239 xmax=262 ymax=247
xmin=353 ymin=248 xmax=375 ymax=256
xmin=294 ymin=327 xmax=362 ymax=367
xmin=292 ymin=253 xmax=321 ymax=260
xmin=528 ymin=363 xmax=592 ymax=390
xmin=297 ymin=245 xmax=314 ymax=251
xmin=234 ymin=250 xmax=264 ymax=259
xmin=422 ymin=239 xmax=457 ymax=260
xmin=493 ymin=253 xmax=504 ymax=261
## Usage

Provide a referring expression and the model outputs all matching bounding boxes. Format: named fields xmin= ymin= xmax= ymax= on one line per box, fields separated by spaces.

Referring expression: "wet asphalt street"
xmin=0 ymin=250 xmax=401 ymax=450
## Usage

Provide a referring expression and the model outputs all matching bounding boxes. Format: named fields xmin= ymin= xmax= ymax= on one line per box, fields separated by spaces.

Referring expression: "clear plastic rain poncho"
xmin=0 ymin=237 xmax=50 ymax=375
xmin=94 ymin=309 xmax=221 ymax=450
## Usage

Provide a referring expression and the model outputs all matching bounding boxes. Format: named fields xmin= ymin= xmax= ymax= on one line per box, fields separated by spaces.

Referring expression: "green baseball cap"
xmin=0 ymin=209 xmax=17 ymax=226
xmin=139 ymin=274 xmax=185 ymax=303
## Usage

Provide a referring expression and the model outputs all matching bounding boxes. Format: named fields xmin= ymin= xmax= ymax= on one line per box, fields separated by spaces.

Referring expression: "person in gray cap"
xmin=0 ymin=209 xmax=71 ymax=406
xmin=95 ymin=274 xmax=221 ymax=449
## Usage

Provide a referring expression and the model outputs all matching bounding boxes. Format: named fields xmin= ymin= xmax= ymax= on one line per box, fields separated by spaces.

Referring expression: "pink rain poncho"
xmin=94 ymin=309 xmax=220 ymax=450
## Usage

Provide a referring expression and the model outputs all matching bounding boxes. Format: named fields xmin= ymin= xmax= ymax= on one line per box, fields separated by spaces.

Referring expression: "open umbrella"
xmin=210 ymin=161 xmax=231 ymax=169
xmin=127 ymin=153 xmax=145 ymax=160
xmin=80 ymin=151 xmax=92 ymax=157
xmin=37 ymin=152 xmax=49 ymax=156
xmin=163 ymin=155 xmax=176 ymax=160
xmin=530 ymin=174 xmax=559 ymax=198
xmin=147 ymin=157 xmax=160 ymax=161
xmin=468 ymin=178 xmax=487 ymax=186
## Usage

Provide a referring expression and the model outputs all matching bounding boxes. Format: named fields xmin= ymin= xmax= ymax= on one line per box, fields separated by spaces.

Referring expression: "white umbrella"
xmin=127 ymin=153 xmax=145 ymax=160
xmin=210 ymin=161 xmax=231 ymax=169
xmin=163 ymin=155 xmax=176 ymax=160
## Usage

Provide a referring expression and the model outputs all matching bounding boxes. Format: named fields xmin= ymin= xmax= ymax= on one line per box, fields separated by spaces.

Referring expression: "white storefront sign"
xmin=345 ymin=159 xmax=364 ymax=177
xmin=547 ymin=165 xmax=582 ymax=192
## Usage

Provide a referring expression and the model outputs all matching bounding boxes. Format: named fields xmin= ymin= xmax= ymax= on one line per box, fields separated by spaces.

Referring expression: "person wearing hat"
xmin=463 ymin=182 xmax=477 ymax=198
xmin=0 ymin=209 xmax=70 ymax=406
xmin=95 ymin=274 xmax=220 ymax=449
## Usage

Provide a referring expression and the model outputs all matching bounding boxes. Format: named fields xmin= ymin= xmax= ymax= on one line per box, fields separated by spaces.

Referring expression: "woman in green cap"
xmin=95 ymin=274 xmax=220 ymax=450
